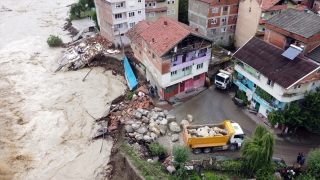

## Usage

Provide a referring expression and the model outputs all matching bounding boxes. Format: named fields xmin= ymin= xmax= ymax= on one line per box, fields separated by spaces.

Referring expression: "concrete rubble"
xmin=56 ymin=36 xmax=120 ymax=72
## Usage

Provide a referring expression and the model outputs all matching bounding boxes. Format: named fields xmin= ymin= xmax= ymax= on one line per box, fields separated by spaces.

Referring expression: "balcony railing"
xmin=170 ymin=53 xmax=211 ymax=71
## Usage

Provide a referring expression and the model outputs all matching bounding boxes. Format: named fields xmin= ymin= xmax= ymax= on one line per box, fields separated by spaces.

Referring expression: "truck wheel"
xmin=193 ymin=148 xmax=202 ymax=154
xmin=229 ymin=144 xmax=237 ymax=150
xmin=203 ymin=147 xmax=212 ymax=153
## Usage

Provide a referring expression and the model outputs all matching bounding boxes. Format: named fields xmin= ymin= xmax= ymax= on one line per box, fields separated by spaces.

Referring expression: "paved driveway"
xmin=169 ymin=85 xmax=320 ymax=165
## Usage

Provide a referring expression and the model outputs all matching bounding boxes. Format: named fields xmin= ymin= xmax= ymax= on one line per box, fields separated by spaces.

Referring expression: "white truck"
xmin=214 ymin=66 xmax=234 ymax=90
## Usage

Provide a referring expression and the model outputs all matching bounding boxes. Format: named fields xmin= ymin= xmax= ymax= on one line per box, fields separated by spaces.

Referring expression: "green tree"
xmin=46 ymin=35 xmax=63 ymax=47
xmin=178 ymin=0 xmax=189 ymax=25
xmin=306 ymin=148 xmax=320 ymax=178
xmin=172 ymin=145 xmax=191 ymax=179
xmin=301 ymin=87 xmax=320 ymax=133
xmin=240 ymin=125 xmax=275 ymax=173
xmin=70 ymin=3 xmax=85 ymax=18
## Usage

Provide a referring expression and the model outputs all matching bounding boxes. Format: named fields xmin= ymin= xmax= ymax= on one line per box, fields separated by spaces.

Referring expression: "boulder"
xmin=142 ymin=109 xmax=149 ymax=116
xmin=166 ymin=115 xmax=176 ymax=123
xmin=154 ymin=107 xmax=162 ymax=112
xmin=142 ymin=116 xmax=150 ymax=123
xmin=137 ymin=126 xmax=148 ymax=134
xmin=187 ymin=114 xmax=193 ymax=122
xmin=150 ymin=132 xmax=158 ymax=141
xmin=135 ymin=111 xmax=142 ymax=119
xmin=128 ymin=132 xmax=136 ymax=137
xmin=180 ymin=120 xmax=190 ymax=127
xmin=147 ymin=111 xmax=155 ymax=119
xmin=149 ymin=122 xmax=159 ymax=130
xmin=143 ymin=135 xmax=152 ymax=142
xmin=151 ymin=127 xmax=160 ymax=136
xmin=169 ymin=122 xmax=181 ymax=132
xmin=136 ymin=108 xmax=144 ymax=114
xmin=131 ymin=123 xmax=140 ymax=130
xmin=160 ymin=118 xmax=168 ymax=125
xmin=151 ymin=113 xmax=159 ymax=120
xmin=158 ymin=112 xmax=165 ymax=117
xmin=163 ymin=110 xmax=169 ymax=117
xmin=171 ymin=134 xmax=179 ymax=142
xmin=158 ymin=117 xmax=163 ymax=121
xmin=135 ymin=133 xmax=143 ymax=140
xmin=159 ymin=125 xmax=167 ymax=135
xmin=125 ymin=125 xmax=133 ymax=133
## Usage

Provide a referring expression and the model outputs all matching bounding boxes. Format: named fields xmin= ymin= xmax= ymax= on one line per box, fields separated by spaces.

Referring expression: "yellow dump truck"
xmin=183 ymin=120 xmax=245 ymax=154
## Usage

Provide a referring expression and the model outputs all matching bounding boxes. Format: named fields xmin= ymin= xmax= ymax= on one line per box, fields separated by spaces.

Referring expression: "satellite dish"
xmin=261 ymin=13 xmax=265 ymax=17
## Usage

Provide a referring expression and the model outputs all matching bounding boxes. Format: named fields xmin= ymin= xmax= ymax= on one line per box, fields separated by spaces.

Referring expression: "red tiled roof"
xmin=294 ymin=4 xmax=308 ymax=10
xmin=140 ymin=16 xmax=211 ymax=57
xmin=125 ymin=20 xmax=152 ymax=49
xmin=233 ymin=37 xmax=319 ymax=89
xmin=257 ymin=0 xmax=281 ymax=11
xmin=145 ymin=7 xmax=167 ymax=13
xmin=267 ymin=4 xmax=288 ymax=11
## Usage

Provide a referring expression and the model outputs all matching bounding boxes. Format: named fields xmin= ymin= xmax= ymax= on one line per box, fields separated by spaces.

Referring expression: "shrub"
xmin=306 ymin=148 xmax=320 ymax=178
xmin=204 ymin=172 xmax=228 ymax=180
xmin=126 ymin=91 xmax=135 ymax=100
xmin=236 ymin=89 xmax=248 ymax=104
xmin=47 ymin=35 xmax=63 ymax=47
xmin=172 ymin=145 xmax=191 ymax=167
xmin=147 ymin=142 xmax=166 ymax=156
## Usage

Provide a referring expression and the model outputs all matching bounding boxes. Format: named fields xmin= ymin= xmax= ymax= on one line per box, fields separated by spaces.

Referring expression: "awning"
xmin=124 ymin=55 xmax=138 ymax=90
xmin=281 ymin=47 xmax=301 ymax=60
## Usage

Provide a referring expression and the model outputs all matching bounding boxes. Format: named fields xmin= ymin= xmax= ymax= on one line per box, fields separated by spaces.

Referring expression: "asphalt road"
xmin=169 ymin=85 xmax=320 ymax=166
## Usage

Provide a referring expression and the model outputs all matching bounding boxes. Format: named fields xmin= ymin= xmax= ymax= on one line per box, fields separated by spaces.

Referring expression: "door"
xmin=255 ymin=102 xmax=260 ymax=110
xmin=180 ymin=81 xmax=185 ymax=92
xmin=182 ymin=54 xmax=187 ymax=63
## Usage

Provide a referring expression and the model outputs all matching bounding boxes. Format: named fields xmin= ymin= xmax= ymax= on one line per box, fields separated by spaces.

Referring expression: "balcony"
xmin=170 ymin=53 xmax=211 ymax=71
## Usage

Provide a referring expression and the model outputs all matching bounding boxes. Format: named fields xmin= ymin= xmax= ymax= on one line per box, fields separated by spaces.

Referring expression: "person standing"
xmin=299 ymin=155 xmax=306 ymax=166
xmin=297 ymin=152 xmax=303 ymax=163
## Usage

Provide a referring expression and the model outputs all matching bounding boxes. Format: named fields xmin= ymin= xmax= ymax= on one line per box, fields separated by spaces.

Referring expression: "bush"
xmin=147 ymin=142 xmax=166 ymax=156
xmin=172 ymin=145 xmax=191 ymax=167
xmin=47 ymin=35 xmax=63 ymax=47
xmin=236 ymin=89 xmax=248 ymax=104
xmin=126 ymin=91 xmax=135 ymax=100
xmin=306 ymin=148 xmax=320 ymax=178
xmin=204 ymin=172 xmax=228 ymax=180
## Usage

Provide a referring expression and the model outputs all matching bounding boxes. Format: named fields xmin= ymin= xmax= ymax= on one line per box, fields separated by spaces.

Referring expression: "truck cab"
xmin=215 ymin=72 xmax=231 ymax=89
xmin=227 ymin=122 xmax=245 ymax=150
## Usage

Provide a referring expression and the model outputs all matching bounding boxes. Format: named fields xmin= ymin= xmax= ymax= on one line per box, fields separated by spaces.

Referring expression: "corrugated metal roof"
xmin=266 ymin=9 xmax=320 ymax=38
xmin=306 ymin=45 xmax=320 ymax=63
xmin=233 ymin=37 xmax=318 ymax=89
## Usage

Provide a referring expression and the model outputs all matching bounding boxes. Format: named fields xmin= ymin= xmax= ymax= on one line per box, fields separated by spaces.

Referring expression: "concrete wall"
xmin=188 ymin=0 xmax=210 ymax=35
xmin=145 ymin=0 xmax=179 ymax=22
xmin=235 ymin=0 xmax=261 ymax=48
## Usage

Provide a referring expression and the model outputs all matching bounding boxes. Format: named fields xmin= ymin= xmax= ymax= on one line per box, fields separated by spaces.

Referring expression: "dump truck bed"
xmin=183 ymin=120 xmax=235 ymax=149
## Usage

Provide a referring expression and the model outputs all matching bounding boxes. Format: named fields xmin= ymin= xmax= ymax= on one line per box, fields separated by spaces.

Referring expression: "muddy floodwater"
xmin=0 ymin=0 xmax=126 ymax=179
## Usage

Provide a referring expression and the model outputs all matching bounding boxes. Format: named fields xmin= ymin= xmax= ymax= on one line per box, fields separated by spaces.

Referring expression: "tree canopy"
xmin=240 ymin=125 xmax=275 ymax=172
xmin=306 ymin=148 xmax=320 ymax=178
xmin=178 ymin=0 xmax=189 ymax=25
xmin=268 ymin=87 xmax=320 ymax=133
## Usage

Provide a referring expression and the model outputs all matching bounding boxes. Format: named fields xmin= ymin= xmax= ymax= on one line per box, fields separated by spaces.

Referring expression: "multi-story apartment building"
xmin=94 ymin=0 xmax=146 ymax=46
xmin=264 ymin=9 xmax=320 ymax=64
xmin=188 ymin=0 xmax=239 ymax=45
xmin=233 ymin=37 xmax=320 ymax=117
xmin=126 ymin=17 xmax=213 ymax=99
xmin=145 ymin=0 xmax=179 ymax=22
xmin=235 ymin=0 xmax=295 ymax=48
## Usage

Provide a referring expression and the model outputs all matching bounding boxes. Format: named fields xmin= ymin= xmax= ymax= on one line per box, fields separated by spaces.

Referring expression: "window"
xmin=145 ymin=3 xmax=147 ymax=7
xmin=129 ymin=12 xmax=135 ymax=17
xmin=194 ymin=75 xmax=200 ymax=80
xmin=115 ymin=24 xmax=123 ymax=29
xmin=167 ymin=0 xmax=170 ymax=4
xmin=249 ymin=7 xmax=251 ymax=13
xmin=211 ymin=29 xmax=216 ymax=34
xmin=211 ymin=18 xmax=217 ymax=24
xmin=234 ymin=134 xmax=244 ymax=140
xmin=182 ymin=66 xmax=190 ymax=71
xmin=138 ymin=11 xmax=141 ymax=14
xmin=167 ymin=10 xmax=171 ymax=15
xmin=223 ymin=6 xmax=228 ymax=12
xmin=146 ymin=13 xmax=149 ymax=18
xmin=138 ymin=0 xmax=141 ymax=2
xmin=221 ymin=37 xmax=223 ymax=40
xmin=312 ymin=82 xmax=315 ymax=86
xmin=148 ymin=50 xmax=151 ymax=55
xmin=221 ymin=27 xmax=226 ymax=32
xmin=172 ymin=0 xmax=175 ymax=4
xmin=150 ymin=12 xmax=155 ymax=17
xmin=153 ymin=2 xmax=156 ymax=6
xmin=221 ymin=17 xmax=227 ymax=22
xmin=294 ymin=85 xmax=301 ymax=89
xmin=172 ymin=9 xmax=175 ymax=14
xmin=212 ymin=7 xmax=218 ymax=13
xmin=129 ymin=22 xmax=135 ymax=27
xmin=139 ymin=51 xmax=142 ymax=54
xmin=196 ymin=63 xmax=203 ymax=69
xmin=149 ymin=2 xmax=152 ymax=6
xmin=171 ymin=71 xmax=177 ymax=75
xmin=172 ymin=56 xmax=178 ymax=62
xmin=116 ymin=3 xmax=124 ymax=8
xmin=152 ymin=53 xmax=156 ymax=60
xmin=267 ymin=79 xmax=274 ymax=87
xmin=115 ymin=13 xmax=122 ymax=19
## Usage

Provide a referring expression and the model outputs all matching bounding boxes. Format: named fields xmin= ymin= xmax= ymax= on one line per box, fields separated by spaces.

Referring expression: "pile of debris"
xmin=186 ymin=126 xmax=228 ymax=138
xmin=56 ymin=36 xmax=118 ymax=72
xmin=91 ymin=85 xmax=194 ymax=144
